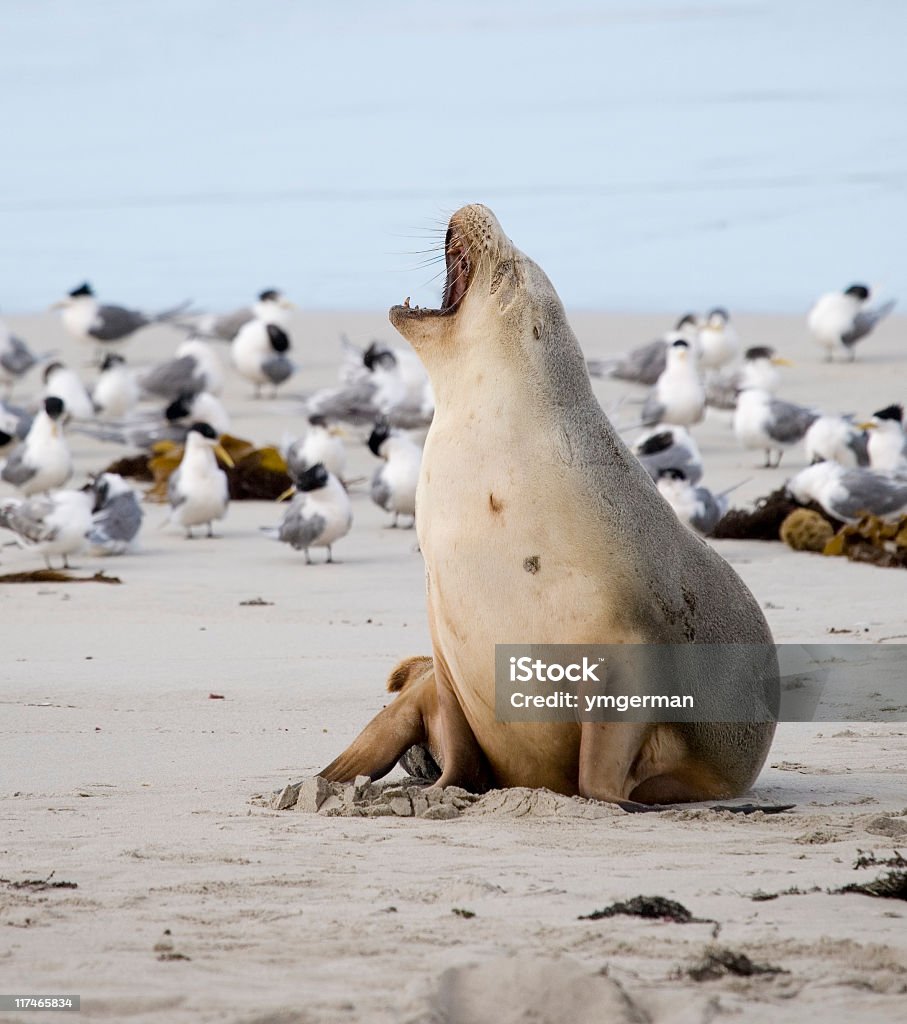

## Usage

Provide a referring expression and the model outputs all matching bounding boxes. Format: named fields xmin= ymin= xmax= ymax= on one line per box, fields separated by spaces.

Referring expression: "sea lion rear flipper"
xmin=319 ymin=656 xmax=437 ymax=784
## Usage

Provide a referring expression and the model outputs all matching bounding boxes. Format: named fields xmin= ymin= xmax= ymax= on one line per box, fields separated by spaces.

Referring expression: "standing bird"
xmin=807 ymin=283 xmax=896 ymax=362
xmin=787 ymin=462 xmax=907 ymax=523
xmin=587 ymin=313 xmax=700 ymax=385
xmin=196 ymin=288 xmax=294 ymax=341
xmin=367 ymin=422 xmax=421 ymax=528
xmin=92 ymin=354 xmax=139 ymax=420
xmin=0 ymin=320 xmax=41 ymax=395
xmin=0 ymin=489 xmax=93 ymax=569
xmin=232 ymin=321 xmax=295 ymax=397
xmin=52 ymin=283 xmax=192 ymax=358
xmin=734 ymin=388 xmax=820 ymax=468
xmin=862 ymin=404 xmax=907 ymax=472
xmin=85 ymin=472 xmax=144 ymax=555
xmin=140 ymin=337 xmax=225 ymax=400
xmin=705 ymin=346 xmax=791 ymax=410
xmin=263 ymin=462 xmax=352 ymax=563
xmin=43 ymin=362 xmax=95 ymax=421
xmin=641 ymin=339 xmax=706 ymax=427
xmin=656 ymin=469 xmax=729 ymax=536
xmin=166 ymin=423 xmax=234 ymax=538
xmin=697 ymin=307 xmax=739 ymax=372
xmin=285 ymin=415 xmax=347 ymax=482
xmin=1 ymin=397 xmax=72 ymax=495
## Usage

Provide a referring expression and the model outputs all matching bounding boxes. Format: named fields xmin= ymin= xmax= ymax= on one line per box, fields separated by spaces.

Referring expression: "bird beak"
xmin=856 ymin=421 xmax=877 ymax=431
xmin=276 ymin=485 xmax=296 ymax=502
xmin=771 ymin=356 xmax=794 ymax=367
xmin=49 ymin=300 xmax=67 ymax=310
xmin=215 ymin=444 xmax=235 ymax=468
xmin=328 ymin=425 xmax=347 ymax=438
xmin=280 ymin=299 xmax=296 ymax=310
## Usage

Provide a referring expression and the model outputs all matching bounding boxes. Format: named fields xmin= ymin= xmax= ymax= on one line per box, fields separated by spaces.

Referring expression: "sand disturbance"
xmin=270 ymin=777 xmax=621 ymax=820
xmin=417 ymin=954 xmax=646 ymax=1024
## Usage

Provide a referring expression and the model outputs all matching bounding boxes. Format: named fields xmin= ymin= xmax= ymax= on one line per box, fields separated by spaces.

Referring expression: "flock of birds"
xmin=0 ymin=280 xmax=903 ymax=569
xmin=0 ymin=283 xmax=430 ymax=567
xmin=586 ymin=284 xmax=906 ymax=534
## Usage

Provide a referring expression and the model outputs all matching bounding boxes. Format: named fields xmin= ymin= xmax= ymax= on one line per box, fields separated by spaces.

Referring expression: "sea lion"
xmin=322 ymin=204 xmax=777 ymax=805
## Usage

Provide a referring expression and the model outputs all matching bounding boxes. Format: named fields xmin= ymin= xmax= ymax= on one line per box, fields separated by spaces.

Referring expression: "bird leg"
xmin=304 ymin=548 xmax=312 ymax=565
xmin=326 ymin=546 xmax=333 ymax=563
xmin=207 ymin=522 xmax=214 ymax=538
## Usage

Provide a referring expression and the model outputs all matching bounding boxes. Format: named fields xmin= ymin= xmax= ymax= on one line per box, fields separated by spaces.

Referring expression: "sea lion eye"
xmin=490 ymin=260 xmax=513 ymax=295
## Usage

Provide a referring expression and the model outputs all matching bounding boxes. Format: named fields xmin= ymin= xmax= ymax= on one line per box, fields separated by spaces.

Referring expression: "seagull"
xmin=232 ymin=321 xmax=295 ymax=397
xmin=807 ymin=283 xmax=896 ymax=362
xmin=52 ymin=283 xmax=192 ymax=357
xmin=166 ymin=423 xmax=234 ymax=538
xmin=0 ymin=320 xmax=42 ymax=395
xmin=195 ymin=289 xmax=294 ymax=341
xmin=140 ymin=337 xmax=225 ymax=400
xmin=285 ymin=415 xmax=347 ymax=482
xmin=368 ymin=421 xmax=421 ymax=528
xmin=734 ymin=388 xmax=820 ymax=468
xmin=84 ymin=472 xmax=143 ymax=554
xmin=861 ymin=404 xmax=907 ymax=472
xmin=0 ymin=489 xmax=93 ymax=568
xmin=92 ymin=354 xmax=139 ymax=420
xmin=641 ymin=340 xmax=705 ymax=427
xmin=656 ymin=468 xmax=729 ymax=535
xmin=697 ymin=307 xmax=739 ymax=372
xmin=1 ymin=397 xmax=72 ymax=495
xmin=803 ymin=415 xmax=870 ymax=467
xmin=705 ymin=346 xmax=791 ymax=410
xmin=633 ymin=425 xmax=703 ymax=484
xmin=787 ymin=462 xmax=907 ymax=523
xmin=262 ymin=462 xmax=352 ymax=563
xmin=587 ymin=313 xmax=701 ymax=385
xmin=43 ymin=362 xmax=94 ymax=421
xmin=306 ymin=341 xmax=432 ymax=429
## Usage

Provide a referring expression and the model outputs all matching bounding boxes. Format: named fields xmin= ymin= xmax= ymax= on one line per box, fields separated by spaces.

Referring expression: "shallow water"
xmin=2 ymin=0 xmax=905 ymax=314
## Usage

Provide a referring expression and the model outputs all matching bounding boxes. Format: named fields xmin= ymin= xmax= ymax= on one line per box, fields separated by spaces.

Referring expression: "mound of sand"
xmin=269 ymin=778 xmax=621 ymax=820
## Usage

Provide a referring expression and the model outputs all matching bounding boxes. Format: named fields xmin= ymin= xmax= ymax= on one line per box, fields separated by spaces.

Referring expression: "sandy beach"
xmin=2 ymin=309 xmax=906 ymax=1023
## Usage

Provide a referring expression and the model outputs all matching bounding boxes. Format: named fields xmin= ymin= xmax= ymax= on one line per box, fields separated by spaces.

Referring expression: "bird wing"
xmin=261 ymin=355 xmax=295 ymax=385
xmin=612 ymin=339 xmax=668 ymax=385
xmin=89 ymin=305 xmax=150 ymax=341
xmin=278 ymin=500 xmax=326 ymax=549
xmin=211 ymin=307 xmax=252 ymax=341
xmin=370 ymin=466 xmax=392 ymax=511
xmin=835 ymin=470 xmax=907 ymax=520
xmin=640 ymin=392 xmax=666 ymax=427
xmin=0 ymin=336 xmax=36 ymax=376
xmin=0 ymin=495 xmax=56 ymax=544
xmin=140 ymin=355 xmax=202 ymax=399
xmin=90 ymin=493 xmax=143 ymax=545
xmin=0 ymin=444 xmax=35 ymax=486
xmin=842 ymin=299 xmax=896 ymax=347
xmin=765 ymin=399 xmax=818 ymax=444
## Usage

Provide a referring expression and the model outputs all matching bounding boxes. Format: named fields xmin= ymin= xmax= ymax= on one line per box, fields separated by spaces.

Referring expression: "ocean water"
xmin=2 ymin=0 xmax=905 ymax=314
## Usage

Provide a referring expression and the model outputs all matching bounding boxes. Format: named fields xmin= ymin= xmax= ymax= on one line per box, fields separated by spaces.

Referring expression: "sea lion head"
xmin=389 ymin=204 xmax=585 ymax=402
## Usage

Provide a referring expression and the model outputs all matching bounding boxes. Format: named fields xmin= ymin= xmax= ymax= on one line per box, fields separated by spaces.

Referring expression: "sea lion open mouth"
xmin=393 ymin=223 xmax=474 ymax=322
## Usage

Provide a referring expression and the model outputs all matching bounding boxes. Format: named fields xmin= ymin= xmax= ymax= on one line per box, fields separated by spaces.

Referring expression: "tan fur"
xmin=322 ymin=205 xmax=777 ymax=805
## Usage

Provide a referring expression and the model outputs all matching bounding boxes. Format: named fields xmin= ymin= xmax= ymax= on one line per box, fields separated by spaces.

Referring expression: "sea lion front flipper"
xmin=319 ymin=656 xmax=437 ymax=784
xmin=430 ymin=647 xmax=493 ymax=794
